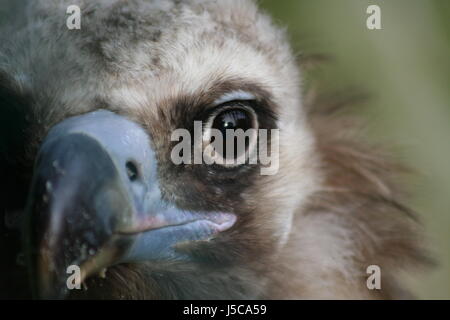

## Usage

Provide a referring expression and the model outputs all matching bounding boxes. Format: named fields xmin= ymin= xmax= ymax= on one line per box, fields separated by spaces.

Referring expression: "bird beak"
xmin=23 ymin=110 xmax=236 ymax=299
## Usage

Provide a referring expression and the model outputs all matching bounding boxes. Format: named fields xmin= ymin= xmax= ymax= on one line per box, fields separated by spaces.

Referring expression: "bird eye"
xmin=204 ymin=103 xmax=258 ymax=164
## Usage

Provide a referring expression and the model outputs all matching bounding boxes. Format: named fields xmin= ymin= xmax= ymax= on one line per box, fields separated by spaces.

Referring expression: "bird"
xmin=0 ymin=0 xmax=429 ymax=299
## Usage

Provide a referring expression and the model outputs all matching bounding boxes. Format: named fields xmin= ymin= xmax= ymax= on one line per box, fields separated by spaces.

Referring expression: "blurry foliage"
xmin=260 ymin=0 xmax=450 ymax=299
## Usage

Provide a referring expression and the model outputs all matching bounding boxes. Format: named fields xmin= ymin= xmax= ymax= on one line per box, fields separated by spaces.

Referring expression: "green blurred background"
xmin=260 ymin=0 xmax=450 ymax=299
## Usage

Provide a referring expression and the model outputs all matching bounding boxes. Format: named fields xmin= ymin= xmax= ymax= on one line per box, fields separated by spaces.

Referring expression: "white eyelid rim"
xmin=213 ymin=90 xmax=256 ymax=106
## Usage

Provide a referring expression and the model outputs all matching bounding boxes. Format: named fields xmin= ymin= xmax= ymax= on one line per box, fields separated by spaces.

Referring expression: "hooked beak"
xmin=23 ymin=110 xmax=236 ymax=299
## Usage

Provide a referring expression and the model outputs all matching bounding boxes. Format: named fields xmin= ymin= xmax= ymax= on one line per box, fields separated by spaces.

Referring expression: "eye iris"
xmin=213 ymin=109 xmax=252 ymax=135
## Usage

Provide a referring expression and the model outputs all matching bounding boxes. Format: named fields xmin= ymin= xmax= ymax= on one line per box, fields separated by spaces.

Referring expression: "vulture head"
xmin=0 ymin=0 xmax=428 ymax=299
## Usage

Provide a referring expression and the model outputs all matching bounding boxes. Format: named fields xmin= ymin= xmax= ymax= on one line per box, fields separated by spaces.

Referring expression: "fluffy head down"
xmin=0 ymin=0 xmax=427 ymax=299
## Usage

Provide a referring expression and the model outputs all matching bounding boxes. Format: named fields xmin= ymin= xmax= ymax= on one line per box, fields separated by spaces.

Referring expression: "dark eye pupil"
xmin=211 ymin=108 xmax=253 ymax=160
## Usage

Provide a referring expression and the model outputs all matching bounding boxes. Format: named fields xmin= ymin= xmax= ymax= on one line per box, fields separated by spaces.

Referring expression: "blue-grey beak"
xmin=23 ymin=110 xmax=236 ymax=299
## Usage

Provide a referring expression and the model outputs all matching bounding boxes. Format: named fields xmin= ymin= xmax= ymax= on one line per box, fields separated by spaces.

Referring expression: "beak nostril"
xmin=126 ymin=161 xmax=139 ymax=181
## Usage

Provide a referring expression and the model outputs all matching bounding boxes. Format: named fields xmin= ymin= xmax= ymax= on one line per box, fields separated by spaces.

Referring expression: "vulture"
xmin=0 ymin=0 xmax=429 ymax=299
